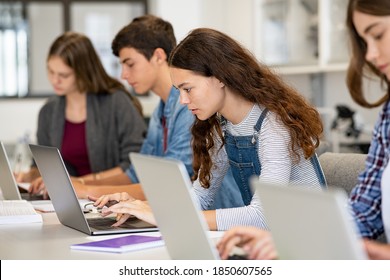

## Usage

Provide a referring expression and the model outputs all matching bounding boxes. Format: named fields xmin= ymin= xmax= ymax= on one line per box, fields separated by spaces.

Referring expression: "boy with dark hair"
xmin=76 ymin=15 xmax=242 ymax=210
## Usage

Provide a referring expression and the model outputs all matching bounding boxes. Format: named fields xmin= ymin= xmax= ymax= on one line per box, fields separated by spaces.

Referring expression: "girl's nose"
xmin=179 ymin=91 xmax=190 ymax=105
xmin=365 ymin=41 xmax=379 ymax=63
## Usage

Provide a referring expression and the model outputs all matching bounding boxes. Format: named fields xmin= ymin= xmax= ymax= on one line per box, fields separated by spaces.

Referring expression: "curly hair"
xmin=346 ymin=0 xmax=390 ymax=108
xmin=169 ymin=28 xmax=323 ymax=188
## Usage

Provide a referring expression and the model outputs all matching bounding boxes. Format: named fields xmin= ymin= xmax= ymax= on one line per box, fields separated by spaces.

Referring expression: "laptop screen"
xmin=29 ymin=144 xmax=157 ymax=236
xmin=253 ymin=179 xmax=367 ymax=260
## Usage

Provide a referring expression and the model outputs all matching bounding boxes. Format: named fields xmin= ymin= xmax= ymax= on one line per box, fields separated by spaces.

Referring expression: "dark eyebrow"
xmin=177 ymin=82 xmax=188 ymax=89
xmin=120 ymin=58 xmax=131 ymax=64
xmin=364 ymin=22 xmax=381 ymax=34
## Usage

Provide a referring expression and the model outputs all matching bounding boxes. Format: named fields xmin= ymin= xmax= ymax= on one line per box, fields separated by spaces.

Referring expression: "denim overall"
xmin=221 ymin=108 xmax=327 ymax=206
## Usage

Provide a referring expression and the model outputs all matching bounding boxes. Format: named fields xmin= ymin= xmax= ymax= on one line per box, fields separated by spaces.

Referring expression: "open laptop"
xmin=0 ymin=141 xmax=42 ymax=201
xmin=29 ymin=144 xmax=157 ymax=236
xmin=130 ymin=153 xmax=220 ymax=260
xmin=253 ymin=179 xmax=368 ymax=260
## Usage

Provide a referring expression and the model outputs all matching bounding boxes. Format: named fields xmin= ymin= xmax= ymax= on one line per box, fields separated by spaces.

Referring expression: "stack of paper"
xmin=0 ymin=200 xmax=43 ymax=224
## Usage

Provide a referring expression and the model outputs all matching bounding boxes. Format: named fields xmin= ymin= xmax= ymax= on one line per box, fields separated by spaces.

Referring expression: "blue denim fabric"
xmin=126 ymin=87 xmax=194 ymax=183
xmin=127 ymin=87 xmax=245 ymax=209
xmin=223 ymin=109 xmax=269 ymax=205
xmin=310 ymin=154 xmax=327 ymax=187
xmin=222 ymin=109 xmax=326 ymax=206
xmin=211 ymin=168 xmax=244 ymax=209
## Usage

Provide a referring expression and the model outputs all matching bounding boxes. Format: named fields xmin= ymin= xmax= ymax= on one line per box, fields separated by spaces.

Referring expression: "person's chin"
xmin=134 ymin=90 xmax=149 ymax=95
xmin=195 ymin=113 xmax=208 ymax=121
xmin=132 ymin=86 xmax=148 ymax=95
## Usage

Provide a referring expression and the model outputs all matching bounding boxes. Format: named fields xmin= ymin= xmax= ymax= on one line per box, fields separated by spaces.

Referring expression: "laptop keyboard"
xmin=20 ymin=192 xmax=45 ymax=201
xmin=87 ymin=216 xmax=156 ymax=230
xmin=227 ymin=254 xmax=248 ymax=260
xmin=87 ymin=217 xmax=120 ymax=230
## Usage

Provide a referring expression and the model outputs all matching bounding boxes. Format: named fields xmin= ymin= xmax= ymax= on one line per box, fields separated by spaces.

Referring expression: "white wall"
xmin=0 ymin=98 xmax=45 ymax=143
xmin=149 ymin=0 xmax=253 ymax=46
xmin=0 ymin=0 xmax=382 ymax=145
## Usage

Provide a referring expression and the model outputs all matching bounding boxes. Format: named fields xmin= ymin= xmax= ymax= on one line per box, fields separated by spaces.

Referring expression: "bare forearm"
xmin=16 ymin=167 xmax=40 ymax=182
xmin=79 ymin=167 xmax=132 ymax=185
xmin=73 ymin=181 xmax=145 ymax=200
xmin=203 ymin=210 xmax=217 ymax=230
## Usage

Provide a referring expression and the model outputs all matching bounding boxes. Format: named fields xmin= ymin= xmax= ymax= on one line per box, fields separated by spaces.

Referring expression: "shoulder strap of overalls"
xmin=254 ymin=108 xmax=269 ymax=131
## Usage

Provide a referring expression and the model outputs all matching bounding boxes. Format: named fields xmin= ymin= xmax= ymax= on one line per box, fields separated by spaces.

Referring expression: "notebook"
xmin=0 ymin=200 xmax=42 ymax=224
xmin=0 ymin=141 xmax=42 ymax=201
xmin=71 ymin=234 xmax=164 ymax=253
xmin=252 ymin=179 xmax=368 ymax=260
xmin=129 ymin=153 xmax=220 ymax=260
xmin=29 ymin=144 xmax=157 ymax=236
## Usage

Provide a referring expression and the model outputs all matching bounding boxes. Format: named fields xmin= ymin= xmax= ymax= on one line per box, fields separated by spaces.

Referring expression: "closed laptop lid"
xmin=130 ymin=153 xmax=219 ymax=260
xmin=253 ymin=179 xmax=367 ymax=260
xmin=0 ymin=141 xmax=22 ymax=200
xmin=29 ymin=144 xmax=156 ymax=235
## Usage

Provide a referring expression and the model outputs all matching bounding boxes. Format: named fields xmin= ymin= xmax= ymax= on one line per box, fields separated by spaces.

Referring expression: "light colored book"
xmin=30 ymin=201 xmax=55 ymax=213
xmin=31 ymin=199 xmax=90 ymax=213
xmin=71 ymin=235 xmax=164 ymax=253
xmin=0 ymin=200 xmax=43 ymax=224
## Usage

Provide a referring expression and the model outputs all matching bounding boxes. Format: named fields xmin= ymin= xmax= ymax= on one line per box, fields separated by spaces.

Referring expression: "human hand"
xmin=28 ymin=177 xmax=49 ymax=199
xmin=103 ymin=200 xmax=156 ymax=227
xmin=217 ymin=226 xmax=278 ymax=260
xmin=14 ymin=167 xmax=40 ymax=183
xmin=363 ymin=238 xmax=390 ymax=260
xmin=88 ymin=192 xmax=137 ymax=226
xmin=90 ymin=192 xmax=132 ymax=208
xmin=14 ymin=171 xmax=27 ymax=183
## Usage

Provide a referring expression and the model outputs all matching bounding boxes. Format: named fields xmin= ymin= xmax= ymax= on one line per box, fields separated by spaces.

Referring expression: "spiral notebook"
xmin=71 ymin=234 xmax=164 ymax=253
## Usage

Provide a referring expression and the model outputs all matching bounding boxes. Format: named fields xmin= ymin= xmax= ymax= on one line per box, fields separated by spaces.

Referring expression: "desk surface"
xmin=0 ymin=212 xmax=170 ymax=260
xmin=0 ymin=212 xmax=224 ymax=260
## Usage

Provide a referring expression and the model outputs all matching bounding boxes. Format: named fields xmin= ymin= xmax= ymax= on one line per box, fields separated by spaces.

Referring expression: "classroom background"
xmin=0 ymin=0 xmax=383 ymax=161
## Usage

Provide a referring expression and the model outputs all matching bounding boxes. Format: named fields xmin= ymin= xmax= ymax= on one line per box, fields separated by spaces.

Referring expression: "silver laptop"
xmin=0 ymin=141 xmax=43 ymax=201
xmin=130 ymin=153 xmax=220 ymax=260
xmin=0 ymin=141 xmax=22 ymax=200
xmin=29 ymin=144 xmax=157 ymax=236
xmin=253 ymin=179 xmax=368 ymax=260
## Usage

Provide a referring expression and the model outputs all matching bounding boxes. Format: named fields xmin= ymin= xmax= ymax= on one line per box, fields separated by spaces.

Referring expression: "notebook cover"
xmin=70 ymin=235 xmax=164 ymax=253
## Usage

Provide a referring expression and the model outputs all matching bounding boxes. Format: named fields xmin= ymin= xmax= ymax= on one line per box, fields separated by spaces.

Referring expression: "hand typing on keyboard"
xmin=217 ymin=226 xmax=278 ymax=260
xmin=87 ymin=193 xmax=156 ymax=227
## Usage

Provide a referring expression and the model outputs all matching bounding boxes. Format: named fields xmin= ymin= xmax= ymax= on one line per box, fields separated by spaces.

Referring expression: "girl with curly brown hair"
xmin=167 ymin=28 xmax=326 ymax=230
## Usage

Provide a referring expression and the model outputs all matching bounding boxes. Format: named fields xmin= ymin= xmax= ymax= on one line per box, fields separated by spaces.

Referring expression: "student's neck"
xmin=220 ymin=91 xmax=254 ymax=125
xmin=65 ymin=92 xmax=87 ymax=122
xmin=66 ymin=91 xmax=86 ymax=108
xmin=151 ymin=65 xmax=172 ymax=103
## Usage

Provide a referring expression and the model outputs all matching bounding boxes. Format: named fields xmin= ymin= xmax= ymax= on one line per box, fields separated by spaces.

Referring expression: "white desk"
xmin=0 ymin=212 xmax=224 ymax=259
xmin=0 ymin=212 xmax=170 ymax=260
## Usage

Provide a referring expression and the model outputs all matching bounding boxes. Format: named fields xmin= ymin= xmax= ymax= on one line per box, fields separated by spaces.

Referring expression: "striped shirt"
xmin=193 ymin=104 xmax=322 ymax=230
